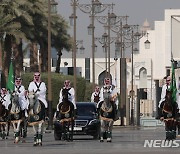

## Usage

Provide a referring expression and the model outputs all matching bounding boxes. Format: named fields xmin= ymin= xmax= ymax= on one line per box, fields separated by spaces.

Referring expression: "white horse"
xmin=98 ymin=90 xmax=116 ymax=142
xmin=10 ymin=92 xmax=24 ymax=143
xmin=27 ymin=91 xmax=45 ymax=146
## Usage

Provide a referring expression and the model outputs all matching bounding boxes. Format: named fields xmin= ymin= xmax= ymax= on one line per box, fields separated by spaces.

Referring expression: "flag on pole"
xmin=6 ymin=61 xmax=14 ymax=93
xmin=170 ymin=61 xmax=177 ymax=104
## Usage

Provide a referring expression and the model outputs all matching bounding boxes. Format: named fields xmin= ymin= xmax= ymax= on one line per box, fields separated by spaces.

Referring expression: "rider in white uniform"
xmin=97 ymin=78 xmax=118 ymax=110
xmin=57 ymin=80 xmax=76 ymax=111
xmin=55 ymin=80 xmax=76 ymax=119
xmin=158 ymin=76 xmax=171 ymax=109
xmin=15 ymin=77 xmax=29 ymax=112
xmin=0 ymin=88 xmax=11 ymax=110
xmin=28 ymin=72 xmax=48 ymax=109
xmin=14 ymin=77 xmax=29 ymax=139
xmin=91 ymin=86 xmax=101 ymax=104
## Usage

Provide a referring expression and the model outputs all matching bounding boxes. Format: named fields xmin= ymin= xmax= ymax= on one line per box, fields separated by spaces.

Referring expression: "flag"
xmin=170 ymin=61 xmax=177 ymax=104
xmin=6 ymin=61 xmax=14 ymax=93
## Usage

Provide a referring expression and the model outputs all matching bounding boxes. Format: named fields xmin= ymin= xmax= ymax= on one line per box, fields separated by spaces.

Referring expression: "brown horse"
xmin=160 ymin=90 xmax=178 ymax=140
xmin=98 ymin=90 xmax=116 ymax=143
xmin=0 ymin=101 xmax=8 ymax=139
xmin=56 ymin=89 xmax=75 ymax=141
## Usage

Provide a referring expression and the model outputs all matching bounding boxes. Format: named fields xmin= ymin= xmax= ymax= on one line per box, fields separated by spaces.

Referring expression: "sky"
xmin=56 ymin=0 xmax=180 ymax=58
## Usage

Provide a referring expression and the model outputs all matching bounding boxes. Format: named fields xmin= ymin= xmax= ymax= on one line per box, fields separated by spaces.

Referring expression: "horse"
xmin=98 ymin=89 xmax=116 ymax=142
xmin=0 ymin=101 xmax=8 ymax=139
xmin=56 ymin=89 xmax=75 ymax=141
xmin=27 ymin=91 xmax=46 ymax=146
xmin=159 ymin=90 xmax=179 ymax=140
xmin=9 ymin=92 xmax=24 ymax=143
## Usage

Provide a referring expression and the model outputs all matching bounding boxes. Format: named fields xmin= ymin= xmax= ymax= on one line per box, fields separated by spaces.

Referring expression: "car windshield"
xmin=77 ymin=105 xmax=96 ymax=116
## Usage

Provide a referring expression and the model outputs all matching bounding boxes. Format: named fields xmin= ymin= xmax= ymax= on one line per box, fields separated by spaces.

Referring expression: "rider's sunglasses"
xmin=34 ymin=75 xmax=40 ymax=77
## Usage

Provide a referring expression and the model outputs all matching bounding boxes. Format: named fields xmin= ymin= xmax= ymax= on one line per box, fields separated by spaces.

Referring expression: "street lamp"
xmin=47 ymin=0 xmax=58 ymax=130
xmin=76 ymin=0 xmax=112 ymax=90
xmin=123 ymin=26 xmax=147 ymax=125
xmin=144 ymin=33 xmax=150 ymax=49
xmin=95 ymin=32 xmax=108 ymax=77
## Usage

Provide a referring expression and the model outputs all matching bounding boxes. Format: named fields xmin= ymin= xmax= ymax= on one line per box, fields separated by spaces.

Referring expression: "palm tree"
xmin=1 ymin=0 xmax=33 ymax=77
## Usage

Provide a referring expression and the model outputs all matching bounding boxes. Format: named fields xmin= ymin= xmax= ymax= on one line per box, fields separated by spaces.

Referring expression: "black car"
xmin=54 ymin=102 xmax=100 ymax=140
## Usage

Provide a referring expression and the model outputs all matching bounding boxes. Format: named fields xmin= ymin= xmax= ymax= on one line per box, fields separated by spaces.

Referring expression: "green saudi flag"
xmin=170 ymin=61 xmax=177 ymax=104
xmin=6 ymin=61 xmax=14 ymax=93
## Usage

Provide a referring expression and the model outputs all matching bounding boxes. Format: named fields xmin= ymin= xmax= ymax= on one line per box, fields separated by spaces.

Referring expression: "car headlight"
xmin=89 ymin=119 xmax=98 ymax=125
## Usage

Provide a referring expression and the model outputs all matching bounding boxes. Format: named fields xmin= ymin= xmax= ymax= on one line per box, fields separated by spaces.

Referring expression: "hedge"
xmin=21 ymin=73 xmax=93 ymax=110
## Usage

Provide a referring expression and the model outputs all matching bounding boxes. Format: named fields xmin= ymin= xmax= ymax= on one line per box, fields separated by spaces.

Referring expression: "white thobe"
xmin=28 ymin=81 xmax=48 ymax=108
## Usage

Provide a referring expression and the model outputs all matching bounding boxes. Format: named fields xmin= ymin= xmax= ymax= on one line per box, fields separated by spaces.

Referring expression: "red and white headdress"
xmin=15 ymin=77 xmax=22 ymax=86
xmin=64 ymin=80 xmax=71 ymax=88
xmin=34 ymin=72 xmax=41 ymax=82
xmin=1 ymin=88 xmax=7 ymax=94
xmin=104 ymin=78 xmax=111 ymax=85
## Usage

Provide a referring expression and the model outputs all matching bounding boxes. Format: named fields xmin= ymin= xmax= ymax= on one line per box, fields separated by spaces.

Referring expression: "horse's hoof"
xmin=39 ymin=143 xmax=42 ymax=146
xmin=33 ymin=143 xmax=37 ymax=146
xmin=107 ymin=138 xmax=112 ymax=142
xmin=177 ymin=135 xmax=180 ymax=138
xmin=100 ymin=139 xmax=104 ymax=142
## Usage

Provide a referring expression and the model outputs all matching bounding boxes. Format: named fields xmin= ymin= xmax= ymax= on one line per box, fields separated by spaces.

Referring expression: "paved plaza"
xmin=1 ymin=126 xmax=180 ymax=154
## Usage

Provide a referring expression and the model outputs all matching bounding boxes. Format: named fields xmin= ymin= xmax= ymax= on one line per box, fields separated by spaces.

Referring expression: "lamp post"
xmin=69 ymin=1 xmax=86 ymax=101
xmin=95 ymin=32 xmax=116 ymax=78
xmin=47 ymin=0 xmax=58 ymax=130
xmin=123 ymin=25 xmax=149 ymax=125
xmin=95 ymin=8 xmax=126 ymax=78
xmin=75 ymin=0 xmax=111 ymax=90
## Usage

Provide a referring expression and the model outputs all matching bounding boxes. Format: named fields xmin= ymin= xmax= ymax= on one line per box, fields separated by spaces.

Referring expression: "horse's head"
xmin=103 ymin=87 xmax=112 ymax=102
xmin=11 ymin=92 xmax=19 ymax=106
xmin=62 ymin=89 xmax=69 ymax=103
xmin=28 ymin=91 xmax=38 ymax=108
xmin=165 ymin=90 xmax=172 ymax=103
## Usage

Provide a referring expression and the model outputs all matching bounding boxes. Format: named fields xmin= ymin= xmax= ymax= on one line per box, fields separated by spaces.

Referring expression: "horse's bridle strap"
xmin=59 ymin=118 xmax=74 ymax=123
xmin=162 ymin=109 xmax=172 ymax=114
xmin=100 ymin=116 xmax=113 ymax=122
xmin=163 ymin=118 xmax=174 ymax=121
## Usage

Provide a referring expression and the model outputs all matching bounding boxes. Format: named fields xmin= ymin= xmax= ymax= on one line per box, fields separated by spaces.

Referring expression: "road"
xmin=1 ymin=126 xmax=180 ymax=154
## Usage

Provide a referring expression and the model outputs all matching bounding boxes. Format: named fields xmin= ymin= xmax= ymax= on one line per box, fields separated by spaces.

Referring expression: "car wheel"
xmin=54 ymin=130 xmax=62 ymax=140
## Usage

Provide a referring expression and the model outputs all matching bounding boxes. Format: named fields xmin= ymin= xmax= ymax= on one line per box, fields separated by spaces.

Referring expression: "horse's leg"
xmin=6 ymin=121 xmax=10 ymax=136
xmin=21 ymin=118 xmax=27 ymax=143
xmin=177 ymin=121 xmax=180 ymax=138
xmin=37 ymin=122 xmax=43 ymax=146
xmin=0 ymin=124 xmax=2 ymax=139
xmin=14 ymin=121 xmax=21 ymax=143
xmin=172 ymin=120 xmax=177 ymax=139
xmin=100 ymin=120 xmax=106 ymax=142
xmin=165 ymin=120 xmax=171 ymax=140
xmin=61 ymin=122 xmax=66 ymax=140
xmin=32 ymin=125 xmax=38 ymax=146
xmin=107 ymin=121 xmax=114 ymax=142
xmin=70 ymin=120 xmax=74 ymax=141
xmin=2 ymin=124 xmax=6 ymax=140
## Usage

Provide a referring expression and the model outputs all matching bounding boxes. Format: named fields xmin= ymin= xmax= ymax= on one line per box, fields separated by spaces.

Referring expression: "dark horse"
xmin=56 ymin=89 xmax=75 ymax=141
xmin=0 ymin=101 xmax=8 ymax=139
xmin=9 ymin=92 xmax=24 ymax=143
xmin=159 ymin=90 xmax=179 ymax=140
xmin=97 ymin=89 xmax=116 ymax=142
xmin=27 ymin=91 xmax=45 ymax=146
